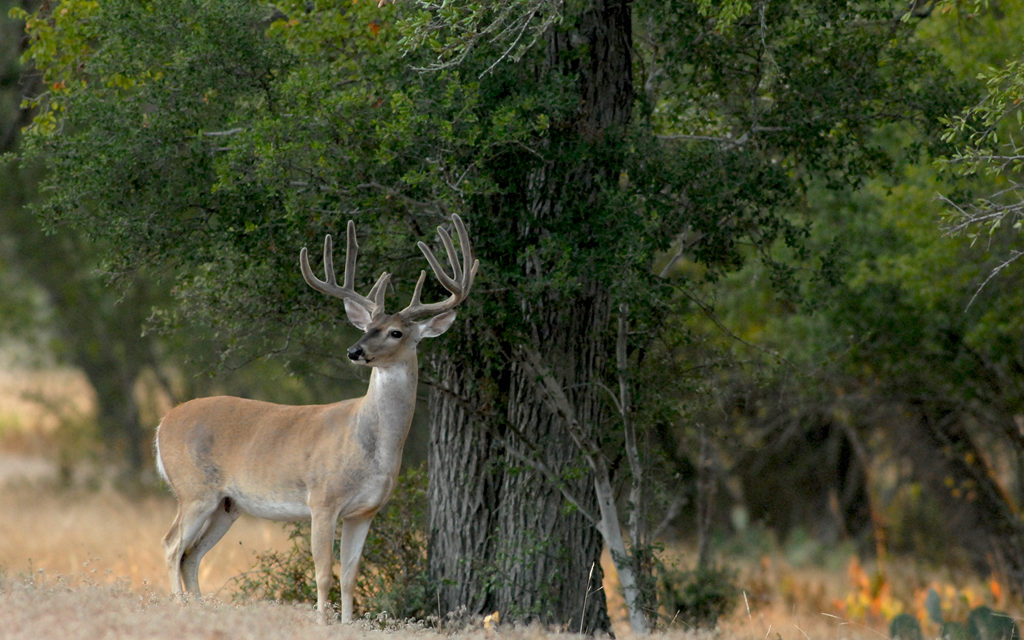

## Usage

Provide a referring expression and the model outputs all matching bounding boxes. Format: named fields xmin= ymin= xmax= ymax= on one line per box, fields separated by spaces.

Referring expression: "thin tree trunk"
xmin=619 ymin=304 xmax=655 ymax=631
xmin=75 ymin=343 xmax=147 ymax=476
xmin=516 ymin=330 xmax=653 ymax=635
xmin=696 ymin=423 xmax=717 ymax=571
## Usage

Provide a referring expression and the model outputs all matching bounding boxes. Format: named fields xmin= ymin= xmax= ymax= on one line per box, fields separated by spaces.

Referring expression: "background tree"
xmin=0 ymin=0 xmax=39 ymax=338
xmin=859 ymin=0 xmax=1024 ymax=591
xmin=684 ymin=0 xmax=1024 ymax=596
xmin=1 ymin=0 xmax=323 ymax=480
xmin=2 ymin=0 xmax=164 ymax=478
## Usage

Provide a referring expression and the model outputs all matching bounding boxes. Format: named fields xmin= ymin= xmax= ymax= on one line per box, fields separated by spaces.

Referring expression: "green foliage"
xmin=694 ymin=0 xmax=753 ymax=29
xmin=8 ymin=0 xmax=101 ymax=135
xmin=945 ymin=621 xmax=974 ymax=640
xmin=931 ymin=1 xmax=1024 ymax=269
xmin=658 ymin=564 xmax=739 ymax=629
xmin=927 ymin=587 xmax=946 ymax=623
xmin=233 ymin=524 xmax=317 ymax=605
xmin=397 ymin=0 xmax=563 ymax=72
xmin=12 ymin=0 xmax=961 ymax=344
xmin=233 ymin=467 xmax=432 ymax=621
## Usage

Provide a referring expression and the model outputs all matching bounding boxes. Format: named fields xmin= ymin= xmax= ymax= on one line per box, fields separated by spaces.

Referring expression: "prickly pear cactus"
xmin=890 ymin=613 xmax=924 ymax=640
xmin=967 ymin=606 xmax=1019 ymax=640
xmin=892 ymin=593 xmax=1019 ymax=640
xmin=926 ymin=588 xmax=944 ymax=625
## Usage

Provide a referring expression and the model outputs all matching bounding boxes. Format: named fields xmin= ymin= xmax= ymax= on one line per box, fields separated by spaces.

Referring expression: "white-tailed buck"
xmin=155 ymin=214 xmax=477 ymax=623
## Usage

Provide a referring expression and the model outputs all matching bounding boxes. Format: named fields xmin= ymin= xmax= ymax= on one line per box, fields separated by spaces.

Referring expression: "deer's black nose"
xmin=347 ymin=346 xmax=364 ymax=361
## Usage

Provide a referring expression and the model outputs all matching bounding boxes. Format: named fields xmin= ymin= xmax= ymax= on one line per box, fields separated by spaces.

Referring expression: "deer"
xmin=154 ymin=214 xmax=477 ymax=623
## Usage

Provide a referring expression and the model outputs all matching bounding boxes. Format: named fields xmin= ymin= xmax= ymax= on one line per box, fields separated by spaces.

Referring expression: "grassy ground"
xmin=0 ymin=452 xmax=896 ymax=640
xmin=0 ymin=365 xmax=1017 ymax=639
xmin=0 ymin=568 xmax=881 ymax=640
xmin=0 ymin=459 xmax=910 ymax=640
xmin=0 ymin=464 xmax=289 ymax=595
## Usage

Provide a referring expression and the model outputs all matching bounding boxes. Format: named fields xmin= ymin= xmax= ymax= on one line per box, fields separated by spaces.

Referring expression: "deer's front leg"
xmin=310 ymin=507 xmax=339 ymax=624
xmin=338 ymin=515 xmax=374 ymax=623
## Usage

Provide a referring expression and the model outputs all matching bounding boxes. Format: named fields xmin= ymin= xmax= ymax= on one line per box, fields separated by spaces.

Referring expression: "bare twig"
xmin=965 ymin=250 xmax=1024 ymax=311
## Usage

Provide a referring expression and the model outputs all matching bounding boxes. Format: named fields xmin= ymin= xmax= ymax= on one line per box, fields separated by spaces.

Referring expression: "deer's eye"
xmin=389 ymin=329 xmax=403 ymax=339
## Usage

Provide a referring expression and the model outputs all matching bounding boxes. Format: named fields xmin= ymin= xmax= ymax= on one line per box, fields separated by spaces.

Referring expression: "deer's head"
xmin=299 ymin=215 xmax=478 ymax=368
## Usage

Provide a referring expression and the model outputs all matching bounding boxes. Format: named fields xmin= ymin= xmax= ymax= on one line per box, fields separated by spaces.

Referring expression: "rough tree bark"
xmin=427 ymin=298 xmax=613 ymax=632
xmin=426 ymin=350 xmax=501 ymax=617
xmin=426 ymin=0 xmax=633 ymax=631
xmin=498 ymin=293 xmax=613 ymax=630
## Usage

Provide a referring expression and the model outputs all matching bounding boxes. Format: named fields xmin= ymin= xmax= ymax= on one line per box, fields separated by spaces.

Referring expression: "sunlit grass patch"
xmin=0 ymin=480 xmax=291 ymax=595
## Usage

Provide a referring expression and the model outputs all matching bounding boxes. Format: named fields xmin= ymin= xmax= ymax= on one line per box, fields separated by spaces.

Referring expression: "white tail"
xmin=156 ymin=214 xmax=477 ymax=623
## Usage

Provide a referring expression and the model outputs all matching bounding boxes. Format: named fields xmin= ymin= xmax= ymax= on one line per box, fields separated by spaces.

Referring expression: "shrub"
xmin=659 ymin=563 xmax=740 ymax=629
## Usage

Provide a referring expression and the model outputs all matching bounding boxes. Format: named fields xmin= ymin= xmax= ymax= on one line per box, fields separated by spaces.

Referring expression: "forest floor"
xmin=0 ymin=366 xmax=1017 ymax=640
xmin=2 ymin=450 xmax=1003 ymax=640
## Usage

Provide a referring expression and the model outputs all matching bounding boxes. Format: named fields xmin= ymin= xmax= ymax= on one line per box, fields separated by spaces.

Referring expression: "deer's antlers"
xmin=400 ymin=214 xmax=479 ymax=320
xmin=300 ymin=220 xmax=391 ymax=320
xmin=300 ymin=214 xmax=478 ymax=320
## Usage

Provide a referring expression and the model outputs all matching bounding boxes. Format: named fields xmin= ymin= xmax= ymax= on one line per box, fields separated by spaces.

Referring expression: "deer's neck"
xmin=359 ymin=355 xmax=419 ymax=462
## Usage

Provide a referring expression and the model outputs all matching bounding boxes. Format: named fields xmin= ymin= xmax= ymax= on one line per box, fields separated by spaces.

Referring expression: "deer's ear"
xmin=417 ymin=310 xmax=457 ymax=339
xmin=344 ymin=299 xmax=373 ymax=331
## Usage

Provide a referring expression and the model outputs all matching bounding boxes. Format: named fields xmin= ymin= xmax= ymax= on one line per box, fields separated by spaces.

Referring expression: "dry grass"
xmin=0 ymin=472 xmax=290 ymax=595
xmin=0 ymin=570 xmax=882 ymax=640
xmin=0 ymin=460 xmax=892 ymax=640
xmin=4 ymin=571 xmax=664 ymax=640
xmin=0 ymin=364 xmax=1008 ymax=639
xmin=0 ymin=366 xmax=95 ymax=442
xmin=0 ymin=479 xmax=890 ymax=640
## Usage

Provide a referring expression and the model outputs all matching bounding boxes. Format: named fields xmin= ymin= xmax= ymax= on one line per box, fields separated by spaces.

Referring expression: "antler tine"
xmin=455 ymin=213 xmax=480 ymax=280
xmin=366 ymin=270 xmax=391 ymax=310
xmin=299 ymin=220 xmax=389 ymax=319
xmin=450 ymin=212 xmax=480 ymax=285
xmin=400 ymin=214 xmax=478 ymax=319
xmin=340 ymin=220 xmax=356 ymax=289
xmin=418 ymin=236 xmax=459 ymax=293
xmin=438 ymin=226 xmax=465 ymax=283
xmin=407 ymin=270 xmax=428 ymax=309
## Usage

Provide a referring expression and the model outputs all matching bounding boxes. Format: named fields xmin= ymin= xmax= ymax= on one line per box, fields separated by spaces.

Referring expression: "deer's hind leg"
xmin=180 ymin=497 xmax=241 ymax=594
xmin=163 ymin=496 xmax=221 ymax=598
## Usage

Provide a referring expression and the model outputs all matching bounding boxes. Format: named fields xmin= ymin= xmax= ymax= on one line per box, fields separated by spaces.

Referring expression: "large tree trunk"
xmin=426 ymin=0 xmax=632 ymax=631
xmin=76 ymin=350 xmax=146 ymax=475
xmin=427 ymin=298 xmax=613 ymax=632
xmin=53 ymin=269 xmax=156 ymax=478
xmin=426 ymin=350 xmax=502 ymax=617
xmin=496 ymin=293 xmax=612 ymax=632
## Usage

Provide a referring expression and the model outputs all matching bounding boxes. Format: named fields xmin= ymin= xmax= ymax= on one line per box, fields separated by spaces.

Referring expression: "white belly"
xmin=229 ymin=491 xmax=312 ymax=521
